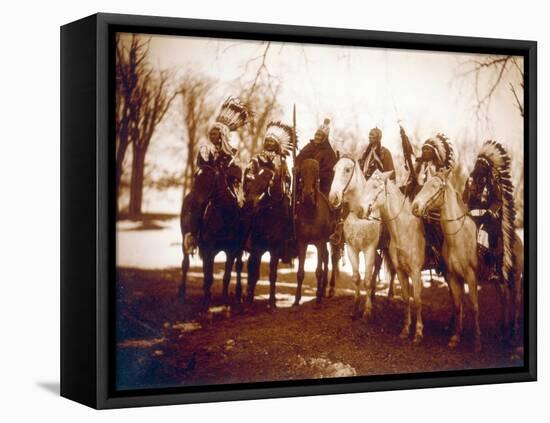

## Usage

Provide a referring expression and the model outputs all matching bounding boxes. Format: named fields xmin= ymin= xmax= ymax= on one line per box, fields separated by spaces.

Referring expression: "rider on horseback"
xmin=244 ymin=121 xmax=296 ymax=263
xmin=244 ymin=121 xmax=293 ymax=196
xmin=330 ymin=127 xmax=395 ymax=245
xmin=183 ymin=97 xmax=250 ymax=253
xmin=359 ymin=127 xmax=396 ymax=182
xmin=294 ymin=118 xmax=338 ymax=197
xmin=465 ymin=140 xmax=515 ymax=283
xmin=404 ymin=131 xmax=454 ymax=273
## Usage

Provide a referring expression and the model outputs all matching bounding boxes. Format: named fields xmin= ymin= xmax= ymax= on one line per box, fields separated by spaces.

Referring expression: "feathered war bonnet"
xmin=264 ymin=121 xmax=297 ymax=156
xmin=474 ymin=140 xmax=517 ymax=286
xmin=422 ymin=133 xmax=454 ymax=169
xmin=209 ymin=97 xmax=251 ymax=155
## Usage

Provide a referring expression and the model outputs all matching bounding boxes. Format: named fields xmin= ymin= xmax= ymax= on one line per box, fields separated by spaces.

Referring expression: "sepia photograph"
xmin=114 ymin=31 xmax=526 ymax=391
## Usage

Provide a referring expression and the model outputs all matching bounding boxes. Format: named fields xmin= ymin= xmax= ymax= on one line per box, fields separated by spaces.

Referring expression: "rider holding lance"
xmin=183 ymin=97 xmax=250 ymax=253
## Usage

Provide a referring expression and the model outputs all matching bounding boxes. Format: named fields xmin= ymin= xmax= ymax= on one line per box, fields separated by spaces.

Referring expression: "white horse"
xmin=359 ymin=169 xmax=427 ymax=344
xmin=329 ymin=157 xmax=383 ymax=319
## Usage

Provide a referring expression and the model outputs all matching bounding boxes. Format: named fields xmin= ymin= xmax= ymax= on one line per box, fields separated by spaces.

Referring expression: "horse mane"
xmin=476 ymin=140 xmax=517 ymax=286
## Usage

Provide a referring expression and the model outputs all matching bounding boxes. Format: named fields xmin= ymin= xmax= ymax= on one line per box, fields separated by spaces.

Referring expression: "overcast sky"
xmin=119 ymin=32 xmax=524 ymax=211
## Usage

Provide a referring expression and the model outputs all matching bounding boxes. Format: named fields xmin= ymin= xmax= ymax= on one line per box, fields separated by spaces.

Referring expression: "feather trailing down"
xmin=476 ymin=140 xmax=517 ymax=287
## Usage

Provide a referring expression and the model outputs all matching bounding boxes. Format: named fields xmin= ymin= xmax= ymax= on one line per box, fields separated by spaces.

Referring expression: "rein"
xmin=422 ymin=175 xmax=471 ymax=235
xmin=366 ymin=179 xmax=407 ymax=223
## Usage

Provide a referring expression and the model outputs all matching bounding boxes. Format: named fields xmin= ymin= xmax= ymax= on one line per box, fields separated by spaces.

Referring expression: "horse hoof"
xmin=328 ymin=289 xmax=335 ymax=298
xmin=399 ymin=329 xmax=409 ymax=340
xmin=292 ymin=299 xmax=300 ymax=307
xmin=413 ymin=334 xmax=423 ymax=345
xmin=448 ymin=336 xmax=460 ymax=349
xmin=351 ymin=311 xmax=363 ymax=321
xmin=474 ymin=340 xmax=482 ymax=353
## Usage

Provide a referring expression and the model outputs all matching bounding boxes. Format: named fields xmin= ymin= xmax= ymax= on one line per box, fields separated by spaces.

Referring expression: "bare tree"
xmin=237 ymin=79 xmax=282 ymax=160
xmin=128 ymin=68 xmax=177 ymax=216
xmin=115 ymin=34 xmax=149 ymax=196
xmin=176 ymin=73 xmax=216 ymax=196
xmin=455 ymin=55 xmax=524 ymax=122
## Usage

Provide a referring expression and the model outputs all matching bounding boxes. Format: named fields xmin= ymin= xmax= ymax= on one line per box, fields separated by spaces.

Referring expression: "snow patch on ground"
xmin=297 ymin=355 xmax=357 ymax=378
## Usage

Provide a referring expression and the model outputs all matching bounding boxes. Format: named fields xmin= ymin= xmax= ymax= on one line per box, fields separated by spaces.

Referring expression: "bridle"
xmin=340 ymin=157 xmax=356 ymax=197
xmin=421 ymin=174 xmax=470 ymax=235
xmin=366 ymin=176 xmax=407 ymax=223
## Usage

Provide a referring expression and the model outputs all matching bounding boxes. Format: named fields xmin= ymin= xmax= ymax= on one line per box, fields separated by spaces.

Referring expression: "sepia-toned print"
xmin=115 ymin=32 xmax=525 ymax=391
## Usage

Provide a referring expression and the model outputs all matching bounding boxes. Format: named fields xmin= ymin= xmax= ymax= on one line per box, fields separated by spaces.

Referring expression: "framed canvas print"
xmin=60 ymin=13 xmax=537 ymax=409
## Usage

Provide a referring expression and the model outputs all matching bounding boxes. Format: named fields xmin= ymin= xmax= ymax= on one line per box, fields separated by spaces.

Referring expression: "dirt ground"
xmin=116 ymin=261 xmax=523 ymax=391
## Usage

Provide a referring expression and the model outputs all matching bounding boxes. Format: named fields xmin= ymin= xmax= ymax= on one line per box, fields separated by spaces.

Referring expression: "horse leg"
xmin=371 ymin=250 xmax=382 ymax=304
xmin=348 ymin=248 xmax=362 ymax=320
xmin=222 ymin=251 xmax=235 ymax=305
xmin=363 ymin=246 xmax=377 ymax=319
xmin=246 ymin=250 xmax=261 ymax=304
xmin=316 ymin=243 xmax=329 ymax=302
xmin=328 ymin=242 xmax=338 ymax=297
xmin=323 ymin=243 xmax=330 ymax=298
xmin=495 ymin=279 xmax=511 ymax=342
xmin=268 ymin=250 xmax=279 ymax=308
xmin=235 ymin=252 xmax=243 ymax=303
xmin=447 ymin=273 xmax=464 ymax=349
xmin=202 ymin=250 xmax=214 ymax=311
xmin=465 ymin=267 xmax=481 ymax=352
xmin=294 ymin=243 xmax=307 ymax=306
xmin=396 ymin=269 xmax=411 ymax=339
xmin=178 ymin=251 xmax=190 ymax=301
xmin=411 ymin=270 xmax=424 ymax=344
xmin=512 ymin=271 xmax=523 ymax=345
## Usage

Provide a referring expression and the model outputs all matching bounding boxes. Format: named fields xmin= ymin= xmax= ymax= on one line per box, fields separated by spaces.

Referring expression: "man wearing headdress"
xmin=294 ymin=118 xmax=338 ymax=196
xmin=244 ymin=121 xmax=295 ymax=262
xmin=412 ymin=133 xmax=454 ymax=196
xmin=244 ymin=121 xmax=293 ymax=197
xmin=406 ymin=132 xmax=454 ymax=273
xmin=465 ymin=141 xmax=512 ymax=283
xmin=183 ymin=97 xmax=250 ymax=253
xmin=358 ymin=127 xmax=396 ymax=182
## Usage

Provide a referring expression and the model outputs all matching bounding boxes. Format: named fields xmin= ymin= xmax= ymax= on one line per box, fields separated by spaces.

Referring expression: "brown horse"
xmin=294 ymin=159 xmax=339 ymax=305
xmin=179 ymin=165 xmax=245 ymax=308
xmin=412 ymin=170 xmax=481 ymax=351
xmin=243 ymin=165 xmax=293 ymax=307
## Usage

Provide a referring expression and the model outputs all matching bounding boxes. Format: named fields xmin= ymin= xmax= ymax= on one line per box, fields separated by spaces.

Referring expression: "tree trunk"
xmin=129 ymin=145 xmax=146 ymax=216
xmin=115 ymin=135 xmax=129 ymax=197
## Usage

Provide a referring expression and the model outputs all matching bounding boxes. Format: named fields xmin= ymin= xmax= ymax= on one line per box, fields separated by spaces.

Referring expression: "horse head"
xmin=329 ymin=157 xmax=358 ymax=208
xmin=244 ymin=167 xmax=276 ymax=209
xmin=299 ymin=158 xmax=320 ymax=208
xmin=360 ymin=169 xmax=394 ymax=218
xmin=412 ymin=169 xmax=451 ymax=218
xmin=192 ymin=165 xmax=219 ymax=205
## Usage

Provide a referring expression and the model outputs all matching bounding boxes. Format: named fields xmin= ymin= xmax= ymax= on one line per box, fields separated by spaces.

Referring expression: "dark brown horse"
xmin=179 ymin=165 xmax=245 ymax=308
xmin=244 ymin=166 xmax=293 ymax=307
xmin=294 ymin=159 xmax=338 ymax=305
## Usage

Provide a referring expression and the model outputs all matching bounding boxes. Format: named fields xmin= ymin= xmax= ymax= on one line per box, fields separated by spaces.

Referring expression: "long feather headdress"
xmin=476 ymin=140 xmax=517 ymax=287
xmin=265 ymin=121 xmax=296 ymax=156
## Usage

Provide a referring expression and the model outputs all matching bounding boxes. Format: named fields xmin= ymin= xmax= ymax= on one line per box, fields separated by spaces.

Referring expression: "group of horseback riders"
xmin=182 ymin=96 xmax=506 ymax=283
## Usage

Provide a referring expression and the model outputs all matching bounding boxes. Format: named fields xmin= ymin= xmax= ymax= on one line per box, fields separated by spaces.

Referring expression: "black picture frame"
xmin=60 ymin=12 xmax=537 ymax=409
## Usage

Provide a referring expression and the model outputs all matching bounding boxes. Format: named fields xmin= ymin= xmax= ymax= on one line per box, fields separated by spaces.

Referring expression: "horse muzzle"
xmin=411 ymin=201 xmax=424 ymax=218
xmin=329 ymin=192 xmax=342 ymax=209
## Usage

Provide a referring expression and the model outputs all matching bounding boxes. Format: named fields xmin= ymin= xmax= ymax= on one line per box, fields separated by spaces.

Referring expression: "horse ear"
xmin=380 ymin=170 xmax=394 ymax=181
